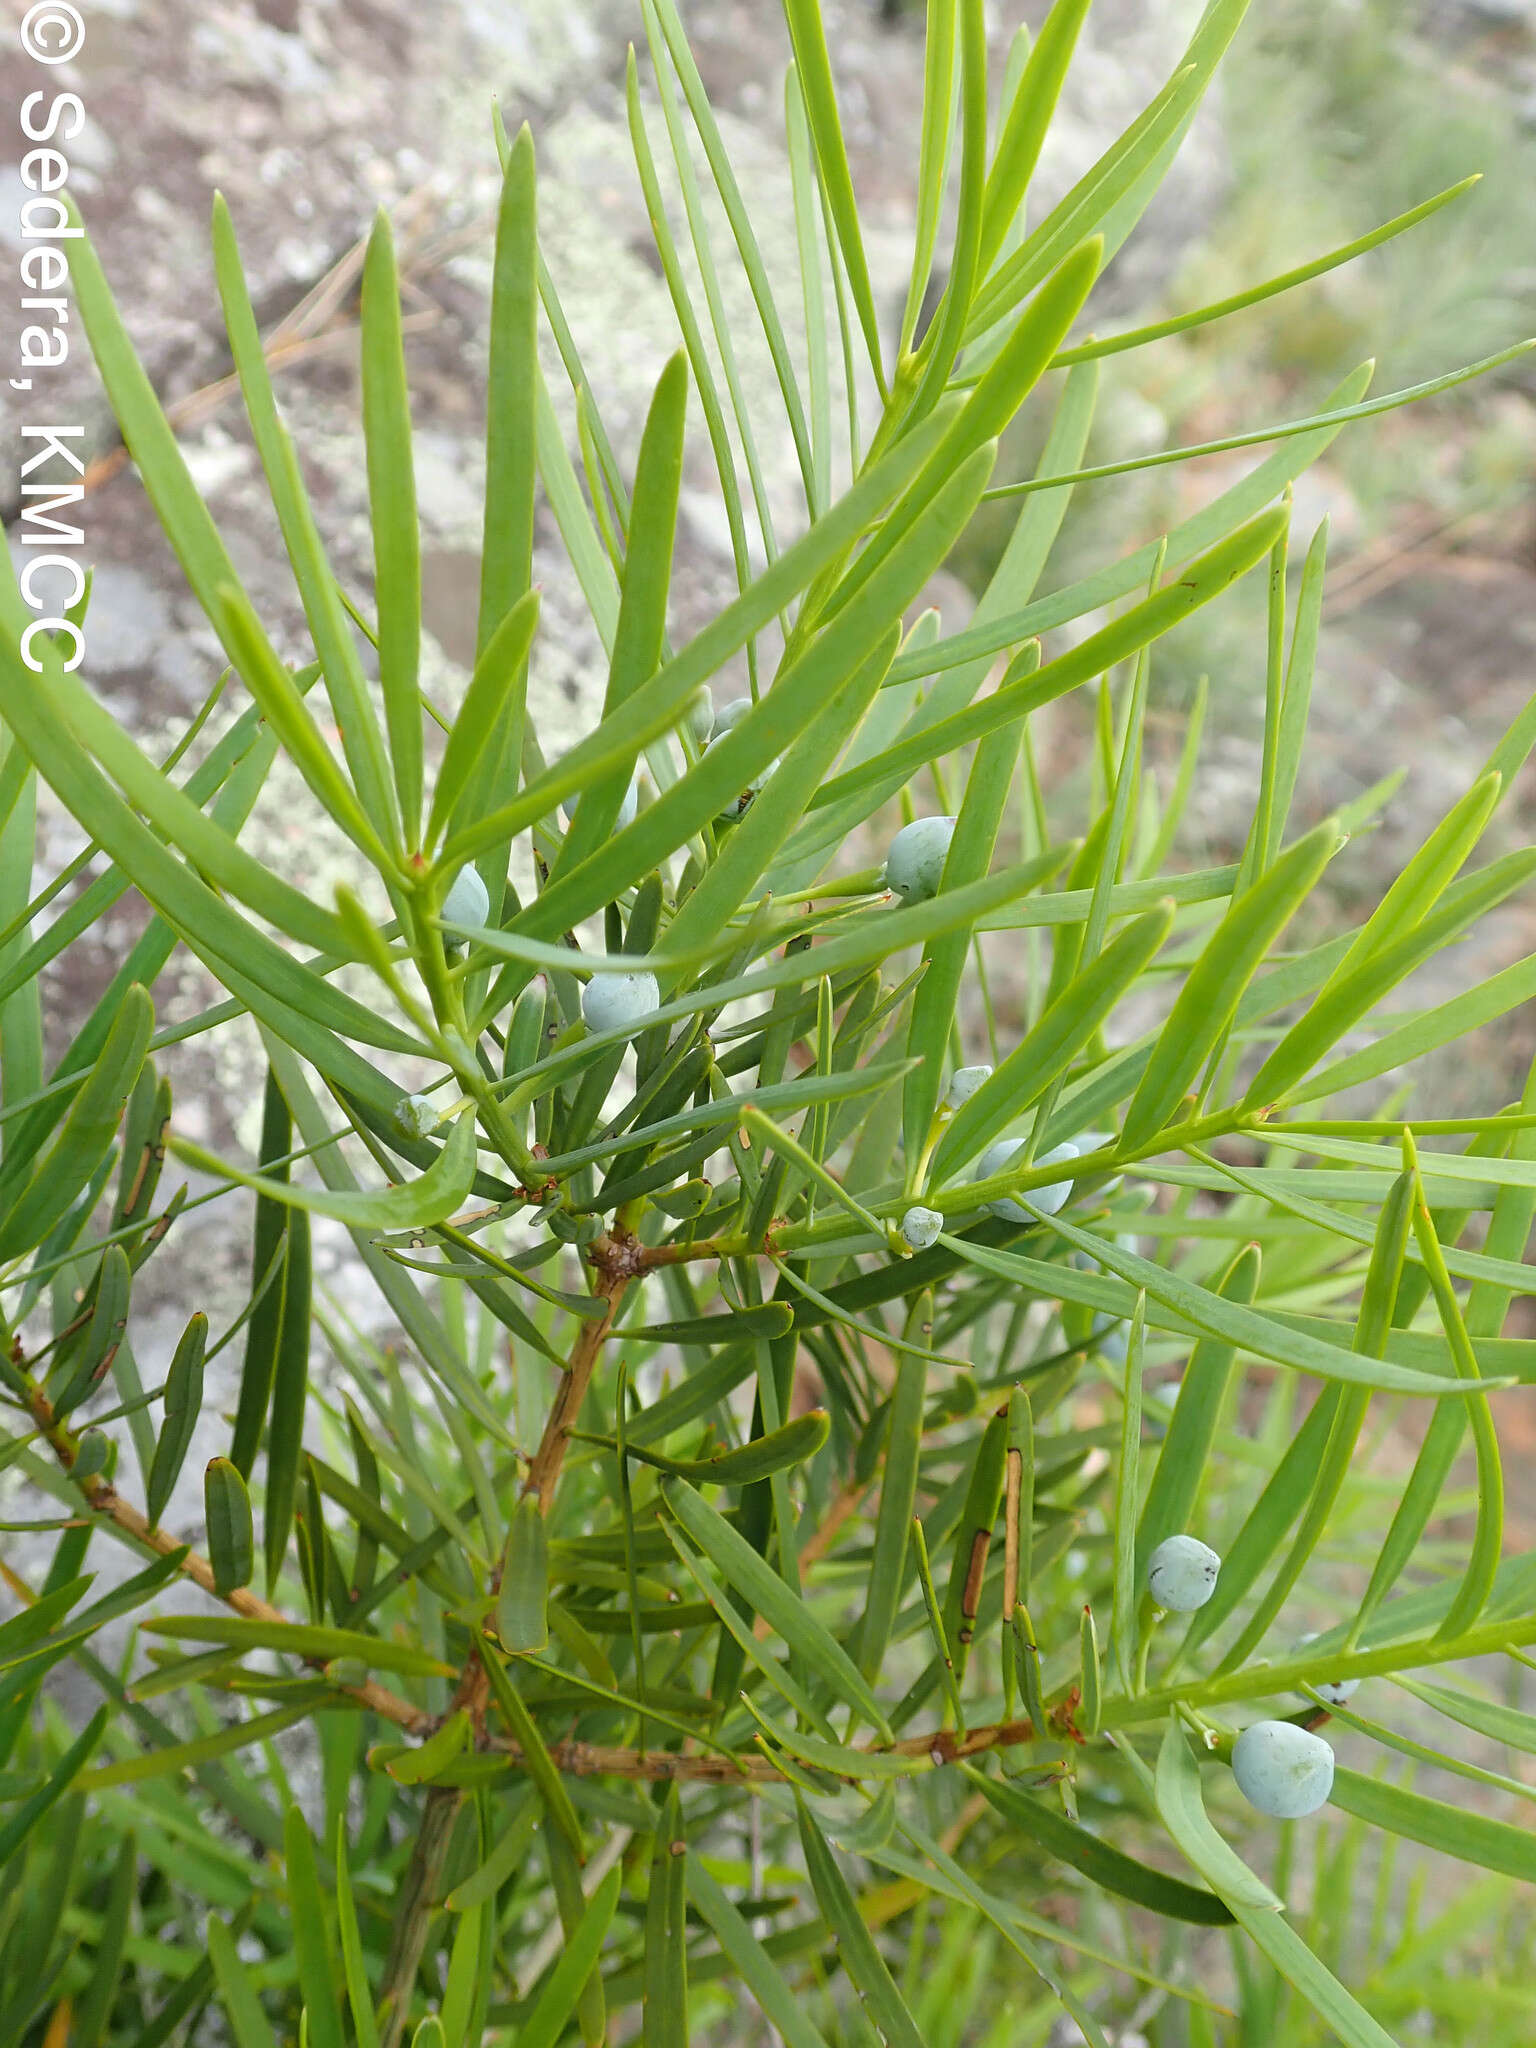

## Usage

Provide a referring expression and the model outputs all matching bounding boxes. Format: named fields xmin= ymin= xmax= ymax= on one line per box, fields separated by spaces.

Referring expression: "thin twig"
xmin=523 ymin=1240 xmax=636 ymax=1514
xmin=21 ymin=1373 xmax=430 ymax=1734
xmin=376 ymin=1784 xmax=464 ymax=2048
xmin=480 ymin=1711 xmax=1046 ymax=1783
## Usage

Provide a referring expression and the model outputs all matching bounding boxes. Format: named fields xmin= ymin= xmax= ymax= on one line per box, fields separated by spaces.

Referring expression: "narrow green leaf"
xmin=982 ymin=342 xmax=1536 ymax=507
xmin=643 ymin=1786 xmax=688 ymax=2048
xmin=686 ymin=1859 xmax=832 ymax=2048
xmin=282 ymin=1806 xmax=346 ymax=2048
xmin=207 ymin=1914 xmax=279 ymax=2048
xmin=1248 ymin=771 xmax=1504 ymax=1108
xmin=518 ymin=1864 xmax=624 ymax=2048
xmin=940 ymin=1400 xmax=1008 ymax=1694
xmin=559 ymin=351 xmax=688 ymax=874
xmin=68 ymin=1843 xmax=143 ymax=2047
xmin=819 ymin=506 xmax=1288 ymax=814
xmin=932 ymin=900 xmax=1173 ymax=1180
xmin=214 ymin=584 xmax=389 ymax=865
xmin=781 ymin=0 xmax=887 ymax=396
xmin=1407 ymin=1145 xmax=1504 ymax=1642
xmin=360 ymin=209 xmax=424 ymax=845
xmin=746 ymin=1700 xmax=926 ymax=1781
xmin=1265 ymin=516 xmax=1328 ymax=866
xmin=1136 ymin=1244 xmax=1258 ymax=1571
xmin=1395 ymin=1675 xmax=1536 ymax=1758
xmin=1079 ymin=1602 xmax=1102 ymax=1736
xmin=1143 ymin=1735 xmax=1397 ymax=2048
xmin=897 ymin=0 xmax=958 ymax=358
xmin=1051 ymin=179 xmax=1479 ymax=373
xmin=647 ymin=0 xmax=818 ymax=512
xmin=931 ymin=1220 xmax=1481 ymax=1396
xmin=263 ymin=1208 xmax=312 ymax=1594
xmin=205 ymin=1459 xmax=255 ymax=1597
xmin=796 ymin=1798 xmax=926 ymax=2048
xmin=626 ymin=1302 xmax=796 ymax=1347
xmin=1122 ymin=819 xmax=1342 ymax=1148
xmin=50 ymin=1244 xmax=132 ymax=1419
xmin=578 ymin=1409 xmax=829 ymax=1487
xmin=0 ymin=1705 xmax=106 ymax=1872
xmin=210 ymin=198 xmax=398 ymax=850
xmin=427 ymin=590 xmax=541 ymax=850
xmin=495 ymin=1497 xmax=549 ymax=1655
xmin=230 ymin=1068 xmax=292 ymax=1478
xmin=334 ymin=1828 xmax=382 ymax=2048
xmin=170 ymin=1111 xmax=476 ymax=1233
xmin=861 ymin=1294 xmax=931 ymax=1683
xmin=1109 ymin=1295 xmax=1147 ymax=1695
xmin=665 ymin=1524 xmax=836 ymax=1739
xmin=473 ymin=1639 xmax=584 ymax=1856
xmin=980 ymin=5 xmax=1091 ymax=276
xmin=1208 ymin=1167 xmax=1414 ymax=1678
xmin=143 ymin=1615 xmax=454 ymax=1676
xmin=0 ymin=985 xmax=152 ymax=1261
xmin=785 ymin=66 xmax=832 ymax=510
xmin=626 ymin=57 xmax=761 ymax=666
xmin=1330 ymin=1765 xmax=1536 ymax=1884
xmin=385 ymin=1710 xmax=472 ymax=1786
xmin=112 ymin=1062 xmax=169 ymax=1243
xmin=661 ymin=1476 xmax=892 ymax=1738
xmin=1153 ymin=1721 xmax=1282 ymax=1911
xmin=904 ymin=0 xmax=988 ymax=406
xmin=445 ymin=1793 xmax=537 ymax=1912
xmin=970 ymin=1766 xmax=1233 ymax=1924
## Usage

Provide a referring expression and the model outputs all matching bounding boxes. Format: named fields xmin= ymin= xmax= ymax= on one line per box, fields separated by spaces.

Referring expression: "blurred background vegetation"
xmin=958 ymin=0 xmax=1536 ymax=1124
xmin=971 ymin=0 xmax=1536 ymax=700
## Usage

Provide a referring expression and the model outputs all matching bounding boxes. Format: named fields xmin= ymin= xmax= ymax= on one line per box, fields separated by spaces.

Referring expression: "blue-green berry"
xmin=562 ymin=775 xmax=639 ymax=833
xmin=974 ymin=1136 xmax=1077 ymax=1222
xmin=1232 ymin=1719 xmax=1335 ymax=1818
xmin=709 ymin=749 xmax=779 ymax=821
xmin=392 ymin=1093 xmax=441 ymax=1141
xmin=1146 ymin=1534 xmax=1221 ymax=1612
xmin=885 ymin=816 xmax=956 ymax=903
xmin=945 ymin=1064 xmax=992 ymax=1109
xmin=705 ymin=698 xmax=778 ymax=818
xmin=899 ymin=1204 xmax=943 ymax=1252
xmin=1298 ymin=1634 xmax=1358 ymax=1707
xmin=685 ymin=688 xmax=716 ymax=746
xmin=582 ymin=970 xmax=661 ymax=1034
xmin=442 ymin=866 xmax=490 ymax=941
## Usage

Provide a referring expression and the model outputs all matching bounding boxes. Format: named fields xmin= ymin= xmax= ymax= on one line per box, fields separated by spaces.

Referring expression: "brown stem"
xmin=376 ymin=1784 xmax=464 ymax=2048
xmin=480 ymin=1710 xmax=1046 ymax=1783
xmin=91 ymin=1479 xmax=431 ymax=1731
xmin=522 ymin=1244 xmax=634 ymax=1515
xmin=25 ymin=1376 xmax=430 ymax=1734
xmin=441 ymin=1242 xmax=635 ymax=1734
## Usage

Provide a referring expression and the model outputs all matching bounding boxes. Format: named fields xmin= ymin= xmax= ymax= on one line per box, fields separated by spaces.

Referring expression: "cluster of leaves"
xmin=3 ymin=1 xmax=1536 ymax=2043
